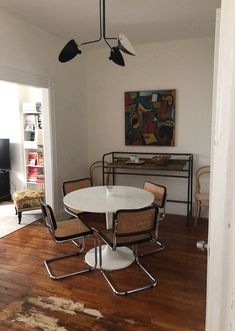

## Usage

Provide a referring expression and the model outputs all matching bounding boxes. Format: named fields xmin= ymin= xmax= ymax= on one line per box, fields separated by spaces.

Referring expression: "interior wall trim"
xmin=0 ymin=65 xmax=53 ymax=88
xmin=0 ymin=64 xmax=58 ymax=212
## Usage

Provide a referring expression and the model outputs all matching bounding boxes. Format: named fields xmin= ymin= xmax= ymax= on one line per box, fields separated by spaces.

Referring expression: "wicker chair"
xmin=41 ymin=201 xmax=97 ymax=280
xmin=194 ymin=166 xmax=210 ymax=226
xmin=89 ymin=161 xmax=111 ymax=186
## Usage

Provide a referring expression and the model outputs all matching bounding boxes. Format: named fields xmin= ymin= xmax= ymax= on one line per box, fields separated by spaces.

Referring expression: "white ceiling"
xmin=0 ymin=0 xmax=221 ymax=47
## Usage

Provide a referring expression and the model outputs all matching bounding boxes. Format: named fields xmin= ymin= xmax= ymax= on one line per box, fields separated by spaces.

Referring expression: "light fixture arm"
xmin=102 ymin=0 xmax=117 ymax=49
xmin=79 ymin=0 xmax=102 ymax=46
xmin=102 ymin=0 xmax=111 ymax=48
xmin=80 ymin=0 xmax=116 ymax=48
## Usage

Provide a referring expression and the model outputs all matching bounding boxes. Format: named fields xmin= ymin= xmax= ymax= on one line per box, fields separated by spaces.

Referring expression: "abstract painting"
xmin=125 ymin=89 xmax=176 ymax=146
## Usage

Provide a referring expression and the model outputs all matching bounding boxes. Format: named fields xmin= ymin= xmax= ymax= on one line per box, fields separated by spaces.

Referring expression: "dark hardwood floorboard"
xmin=0 ymin=213 xmax=208 ymax=331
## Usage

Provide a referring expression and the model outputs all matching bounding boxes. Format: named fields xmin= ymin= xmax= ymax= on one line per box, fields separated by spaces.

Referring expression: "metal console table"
xmin=102 ymin=151 xmax=193 ymax=224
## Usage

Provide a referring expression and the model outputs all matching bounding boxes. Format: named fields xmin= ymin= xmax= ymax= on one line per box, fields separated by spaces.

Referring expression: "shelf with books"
xmin=26 ymin=165 xmax=44 ymax=168
xmin=27 ymin=168 xmax=44 ymax=184
xmin=26 ymin=150 xmax=44 ymax=166
xmin=22 ymin=101 xmax=45 ymax=190
xmin=27 ymin=181 xmax=45 ymax=184
xmin=27 ymin=151 xmax=37 ymax=166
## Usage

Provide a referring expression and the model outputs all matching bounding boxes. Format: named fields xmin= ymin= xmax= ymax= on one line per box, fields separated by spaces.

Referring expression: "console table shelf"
xmin=102 ymin=152 xmax=193 ymax=223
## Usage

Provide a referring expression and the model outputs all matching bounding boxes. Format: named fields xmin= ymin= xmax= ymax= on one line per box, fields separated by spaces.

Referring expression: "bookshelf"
xmin=22 ymin=102 xmax=45 ymax=189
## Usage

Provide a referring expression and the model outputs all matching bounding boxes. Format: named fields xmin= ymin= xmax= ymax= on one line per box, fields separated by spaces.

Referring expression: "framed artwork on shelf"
xmin=125 ymin=89 xmax=176 ymax=146
xmin=27 ymin=152 xmax=38 ymax=165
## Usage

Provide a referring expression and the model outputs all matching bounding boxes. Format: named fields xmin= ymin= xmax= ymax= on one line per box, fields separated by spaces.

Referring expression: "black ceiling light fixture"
xmin=58 ymin=0 xmax=136 ymax=66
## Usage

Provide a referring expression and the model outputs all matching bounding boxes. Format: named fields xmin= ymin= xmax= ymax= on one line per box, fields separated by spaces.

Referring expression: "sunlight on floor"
xmin=0 ymin=201 xmax=41 ymax=238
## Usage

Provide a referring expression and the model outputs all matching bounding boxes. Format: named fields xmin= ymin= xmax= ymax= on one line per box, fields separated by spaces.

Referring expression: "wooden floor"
xmin=0 ymin=213 xmax=208 ymax=331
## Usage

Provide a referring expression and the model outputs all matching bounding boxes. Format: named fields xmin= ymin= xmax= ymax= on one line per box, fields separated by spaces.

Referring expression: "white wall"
xmin=85 ymin=37 xmax=214 ymax=215
xmin=0 ymin=8 xmax=214 ymax=216
xmin=0 ymin=9 xmax=88 ymax=213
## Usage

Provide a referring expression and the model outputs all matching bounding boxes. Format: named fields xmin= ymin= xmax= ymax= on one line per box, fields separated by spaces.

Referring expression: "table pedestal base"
xmin=85 ymin=245 xmax=135 ymax=271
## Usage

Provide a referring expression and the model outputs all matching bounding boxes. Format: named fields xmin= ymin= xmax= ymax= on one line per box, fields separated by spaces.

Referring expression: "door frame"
xmin=0 ymin=65 xmax=57 ymax=210
xmin=206 ymin=2 xmax=235 ymax=330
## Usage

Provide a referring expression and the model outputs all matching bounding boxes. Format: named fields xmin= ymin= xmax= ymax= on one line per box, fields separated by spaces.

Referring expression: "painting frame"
xmin=125 ymin=89 xmax=176 ymax=146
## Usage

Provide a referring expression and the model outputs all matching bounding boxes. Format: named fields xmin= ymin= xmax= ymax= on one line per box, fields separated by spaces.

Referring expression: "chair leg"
xmin=139 ymin=222 xmax=165 ymax=257
xmin=194 ymin=200 xmax=200 ymax=226
xmin=139 ymin=239 xmax=165 ymax=257
xmin=99 ymin=243 xmax=157 ymax=296
xmin=18 ymin=211 xmax=22 ymax=224
xmin=198 ymin=205 xmax=202 ymax=219
xmin=44 ymin=238 xmax=97 ymax=280
xmin=71 ymin=238 xmax=85 ymax=252
xmin=195 ymin=201 xmax=209 ymax=226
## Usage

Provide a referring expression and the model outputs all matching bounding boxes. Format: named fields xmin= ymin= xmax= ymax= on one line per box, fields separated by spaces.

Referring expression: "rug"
xmin=0 ymin=295 xmax=138 ymax=330
xmin=0 ymin=201 xmax=41 ymax=238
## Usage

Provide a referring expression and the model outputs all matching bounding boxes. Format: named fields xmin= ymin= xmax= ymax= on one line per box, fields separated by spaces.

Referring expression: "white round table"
xmin=63 ymin=185 xmax=154 ymax=270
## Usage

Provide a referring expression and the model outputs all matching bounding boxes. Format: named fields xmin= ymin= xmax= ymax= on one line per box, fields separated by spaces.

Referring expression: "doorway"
xmin=0 ymin=72 xmax=55 ymax=208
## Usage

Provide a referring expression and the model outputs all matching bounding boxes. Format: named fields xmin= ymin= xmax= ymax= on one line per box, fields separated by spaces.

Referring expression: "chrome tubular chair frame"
xmin=98 ymin=205 xmax=158 ymax=295
xmin=99 ymin=242 xmax=157 ymax=296
xmin=41 ymin=201 xmax=97 ymax=280
xmin=140 ymin=181 xmax=167 ymax=257
xmin=44 ymin=238 xmax=97 ymax=280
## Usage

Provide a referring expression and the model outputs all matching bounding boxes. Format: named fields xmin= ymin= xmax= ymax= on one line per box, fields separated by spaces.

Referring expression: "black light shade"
xmin=109 ymin=47 xmax=125 ymax=66
xmin=58 ymin=39 xmax=82 ymax=63
xmin=118 ymin=33 xmax=136 ymax=56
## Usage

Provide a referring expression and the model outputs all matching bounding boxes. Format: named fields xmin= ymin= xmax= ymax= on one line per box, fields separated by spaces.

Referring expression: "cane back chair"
xmin=141 ymin=181 xmax=167 ymax=256
xmin=41 ymin=201 xmax=97 ymax=280
xmin=97 ymin=205 xmax=158 ymax=295
xmin=62 ymin=177 xmax=92 ymax=217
